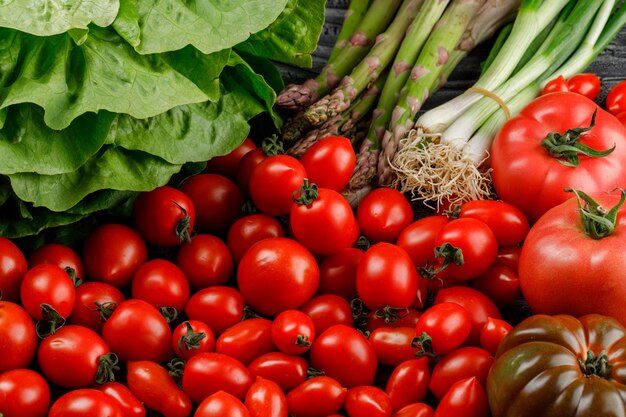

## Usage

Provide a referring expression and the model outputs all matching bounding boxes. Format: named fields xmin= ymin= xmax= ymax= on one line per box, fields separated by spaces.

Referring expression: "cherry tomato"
xmin=182 ymin=352 xmax=253 ymax=402
xmin=479 ymin=317 xmax=513 ymax=356
xmin=102 ymin=299 xmax=173 ymax=363
xmin=493 ymin=246 xmax=521 ymax=272
xmin=216 ymin=318 xmax=276 ymax=365
xmin=541 ymin=75 xmax=569 ymax=95
xmin=28 ymin=243 xmax=84 ymax=282
xmin=82 ymin=223 xmax=148 ymax=288
xmin=227 ymin=214 xmax=285 ymax=263
xmin=245 ymin=376 xmax=288 ymax=417
xmin=310 ymin=324 xmax=377 ymax=388
xmin=195 ymin=391 xmax=250 ymax=417
xmin=385 ymin=357 xmax=431 ymax=412
xmin=396 ymin=215 xmax=450 ymax=269
xmin=48 ymin=389 xmax=124 ymax=417
xmin=567 ymin=73 xmax=601 ymax=101
xmin=68 ymin=282 xmax=125 ymax=333
xmin=392 ymin=403 xmax=434 ymax=417
xmin=95 ymin=381 xmax=146 ymax=417
xmin=367 ymin=308 xmax=421 ymax=333
xmin=185 ymin=286 xmax=245 ymax=336
xmin=356 ymin=188 xmax=414 ymax=243
xmin=414 ymin=302 xmax=471 ymax=356
xmin=132 ymin=185 xmax=196 ymax=247
xmin=247 ymin=352 xmax=309 ymax=393
xmin=205 ymin=137 xmax=257 ymax=178
xmin=0 ymin=301 xmax=37 ymax=373
xmin=471 ymin=265 xmax=520 ymax=308
xmin=131 ymin=259 xmax=190 ymax=312
xmin=126 ymin=360 xmax=192 ymax=417
xmin=237 ymin=238 xmax=319 ymax=317
xmin=317 ymin=247 xmax=362 ymax=300
xmin=606 ymin=79 xmax=626 ymax=115
xmin=433 ymin=377 xmax=489 ymax=417
xmin=0 ymin=368 xmax=50 ymax=417
xmin=0 ymin=237 xmax=27 ymax=303
xmin=172 ymin=320 xmax=216 ymax=360
xmin=236 ymin=147 xmax=269 ymax=196
xmin=271 ymin=310 xmax=316 ymax=355
xmin=176 ymin=234 xmax=233 ymax=290
xmin=344 ymin=386 xmax=392 ymax=417
xmin=299 ymin=136 xmax=356 ymax=191
xmin=179 ymin=173 xmax=244 ymax=234
xmin=249 ymin=155 xmax=307 ymax=216
xmin=429 ymin=347 xmax=493 ymax=401
xmin=458 ymin=200 xmax=529 ymax=246
xmin=299 ymin=294 xmax=354 ymax=336
xmin=370 ymin=326 xmax=419 ymax=367
xmin=285 ymin=376 xmax=347 ymax=417
xmin=20 ymin=263 xmax=76 ymax=324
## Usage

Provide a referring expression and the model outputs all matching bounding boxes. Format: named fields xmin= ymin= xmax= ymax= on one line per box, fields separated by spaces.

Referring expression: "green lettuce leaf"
xmin=0 ymin=0 xmax=119 ymax=36
xmin=113 ymin=0 xmax=289 ymax=55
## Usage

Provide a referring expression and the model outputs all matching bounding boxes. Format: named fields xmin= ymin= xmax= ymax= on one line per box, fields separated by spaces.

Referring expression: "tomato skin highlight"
xmin=95 ymin=381 xmax=146 ymax=417
xmin=458 ymin=200 xmax=529 ymax=246
xmin=344 ymin=385 xmax=393 ymax=417
xmin=429 ymin=347 xmax=494 ymax=401
xmin=567 ymin=73 xmax=601 ymax=101
xmin=216 ymin=318 xmax=277 ymax=365
xmin=606 ymin=79 xmax=626 ymax=115
xmin=392 ymin=403 xmax=434 ymax=417
xmin=356 ymin=188 xmax=414 ymax=243
xmin=249 ymin=155 xmax=307 ymax=216
xmin=285 ymin=376 xmax=347 ymax=417
xmin=271 ymin=310 xmax=316 ymax=355
xmin=131 ymin=259 xmax=190 ymax=311
xmin=414 ymin=302 xmax=472 ymax=356
xmin=0 ymin=368 xmax=50 ymax=417
xmin=48 ymin=389 xmax=124 ymax=417
xmin=247 ymin=352 xmax=309 ymax=393
xmin=479 ymin=318 xmax=513 ymax=356
xmin=541 ymin=75 xmax=569 ymax=95
xmin=20 ymin=263 xmax=76 ymax=321
xmin=369 ymin=326 xmax=419 ymax=367
xmin=385 ymin=357 xmax=431 ymax=412
xmin=299 ymin=136 xmax=356 ymax=191
xmin=184 ymin=286 xmax=245 ymax=336
xmin=244 ymin=376 xmax=288 ymax=417
xmin=195 ymin=391 xmax=251 ymax=417
xmin=433 ymin=377 xmax=489 ymax=417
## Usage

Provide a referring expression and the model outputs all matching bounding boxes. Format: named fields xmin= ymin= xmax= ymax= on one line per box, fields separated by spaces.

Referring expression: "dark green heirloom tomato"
xmin=487 ymin=314 xmax=626 ymax=417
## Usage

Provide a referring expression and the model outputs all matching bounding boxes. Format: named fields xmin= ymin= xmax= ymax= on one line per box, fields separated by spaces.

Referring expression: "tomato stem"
xmin=64 ymin=266 xmax=82 ymax=286
xmin=241 ymin=200 xmax=258 ymax=215
xmin=292 ymin=178 xmax=319 ymax=206
xmin=411 ymin=331 xmax=436 ymax=358
xmin=159 ymin=307 xmax=179 ymax=323
xmin=296 ymin=334 xmax=311 ymax=347
xmin=178 ymin=321 xmax=207 ymax=352
xmin=95 ymin=353 xmax=120 ymax=384
xmin=307 ymin=367 xmax=325 ymax=378
xmin=93 ymin=301 xmax=117 ymax=323
xmin=261 ymin=134 xmax=284 ymax=156
xmin=35 ymin=303 xmax=66 ymax=338
xmin=420 ymin=242 xmax=465 ymax=280
xmin=579 ymin=350 xmax=612 ymax=379
xmin=374 ymin=306 xmax=410 ymax=324
xmin=172 ymin=200 xmax=192 ymax=244
xmin=168 ymin=358 xmax=186 ymax=387
xmin=565 ymin=187 xmax=626 ymax=239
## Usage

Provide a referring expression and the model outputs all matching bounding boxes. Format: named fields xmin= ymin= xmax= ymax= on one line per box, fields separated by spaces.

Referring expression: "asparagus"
xmin=277 ymin=0 xmax=402 ymax=110
xmin=281 ymin=111 xmax=312 ymax=142
xmin=304 ymin=0 xmax=425 ymax=126
xmin=328 ymin=0 xmax=373 ymax=63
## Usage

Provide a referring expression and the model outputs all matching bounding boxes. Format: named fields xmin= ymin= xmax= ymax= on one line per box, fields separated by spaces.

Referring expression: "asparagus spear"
xmin=277 ymin=0 xmax=402 ymax=110
xmin=304 ymin=0 xmax=425 ymax=126
xmin=328 ymin=0 xmax=373 ymax=63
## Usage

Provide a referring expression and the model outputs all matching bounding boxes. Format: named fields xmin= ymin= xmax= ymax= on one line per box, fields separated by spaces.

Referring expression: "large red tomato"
xmin=0 ymin=369 xmax=50 ymax=417
xmin=491 ymin=92 xmax=626 ymax=223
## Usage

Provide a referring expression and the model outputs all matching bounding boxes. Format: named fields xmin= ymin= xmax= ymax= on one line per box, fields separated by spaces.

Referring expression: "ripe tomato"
xmin=317 ymin=247 xmax=362 ymax=300
xmin=367 ymin=308 xmax=422 ymax=333
xmin=236 ymin=147 xmax=269 ymax=196
xmin=82 ymin=223 xmax=148 ymax=288
xmin=392 ymin=403 xmax=434 ymax=417
xmin=370 ymin=326 xmax=419 ymax=367
xmin=172 ymin=320 xmax=216 ymax=360
xmin=541 ymin=75 xmax=569 ymax=95
xmin=68 ymin=281 xmax=125 ymax=333
xmin=458 ymin=200 xmax=529 ymax=246
xmin=310 ymin=324 xmax=377 ymax=388
xmin=396 ymin=215 xmax=450 ymax=269
xmin=0 ymin=301 xmax=37 ymax=373
xmin=126 ymin=360 xmax=192 ymax=417
xmin=479 ymin=317 xmax=512 ymax=356
xmin=195 ymin=391 xmax=250 ymax=417
xmin=185 ymin=286 xmax=245 ymax=336
xmin=414 ymin=302 xmax=471 ymax=356
xmin=227 ymin=214 xmax=285 ymax=263
xmin=20 ymin=263 xmax=76 ymax=326
xmin=429 ymin=347 xmax=493 ymax=400
xmin=493 ymin=246 xmax=521 ymax=271
xmin=182 ymin=352 xmax=253 ymax=402
xmin=299 ymin=136 xmax=356 ymax=191
xmin=298 ymin=294 xmax=354 ymax=336
xmin=132 ymin=185 xmax=196 ymax=247
xmin=237 ymin=238 xmax=319 ymax=317
xmin=356 ymin=188 xmax=414 ymax=243
xmin=176 ymin=234 xmax=233 ymax=290
xmin=249 ymin=155 xmax=307 ymax=216
xmin=102 ymin=299 xmax=173 ymax=363
xmin=95 ymin=382 xmax=145 ymax=417
xmin=285 ymin=376 xmax=347 ymax=417
xmin=271 ymin=310 xmax=316 ymax=355
xmin=131 ymin=259 xmax=190 ymax=311
xmin=471 ymin=265 xmax=520 ymax=308
xmin=0 ymin=237 xmax=27 ymax=303
xmin=345 ymin=385 xmax=392 ymax=417
xmin=356 ymin=242 xmax=418 ymax=311
xmin=205 ymin=137 xmax=257 ymax=178
xmin=567 ymin=73 xmax=601 ymax=101
xmin=48 ymin=389 xmax=124 ymax=417
xmin=179 ymin=173 xmax=244 ymax=234
xmin=606 ymin=79 xmax=626 ymax=115
xmin=0 ymin=368 xmax=50 ymax=417
xmin=245 ymin=376 xmax=288 ymax=417
xmin=385 ymin=357 xmax=431 ymax=412
xmin=247 ymin=352 xmax=309 ymax=393
xmin=28 ymin=243 xmax=84 ymax=282
xmin=434 ymin=377 xmax=489 ymax=417
xmin=216 ymin=318 xmax=276 ymax=365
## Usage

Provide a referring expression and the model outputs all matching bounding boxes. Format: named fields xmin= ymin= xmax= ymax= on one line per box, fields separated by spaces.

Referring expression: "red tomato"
xmin=176 ymin=234 xmax=233 ymax=290
xmin=102 ymin=299 xmax=173 ymax=363
xmin=606 ymin=79 xmax=626 ymax=115
xmin=414 ymin=303 xmax=471 ymax=356
xmin=131 ymin=259 xmax=190 ymax=311
xmin=82 ymin=223 xmax=148 ymax=288
xmin=356 ymin=243 xmax=418 ymax=311
xmin=290 ymin=185 xmax=359 ymax=255
xmin=20 ymin=263 xmax=76 ymax=324
xmin=491 ymin=92 xmax=626 ymax=223
xmin=479 ymin=317 xmax=513 ymax=356
xmin=28 ymin=243 xmax=84 ymax=282
xmin=95 ymin=381 xmax=146 ymax=417
xmin=299 ymin=136 xmax=356 ymax=191
xmin=285 ymin=376 xmax=347 ymax=417
xmin=182 ymin=352 xmax=253 ymax=402
xmin=317 ymin=247 xmax=362 ymax=299
xmin=385 ymin=358 xmax=431 ymax=412
xmin=271 ymin=310 xmax=316 ymax=355
xmin=615 ymin=110 xmax=626 ymax=127
xmin=179 ymin=173 xmax=244 ymax=234
xmin=0 ymin=237 xmax=27 ymax=303
xmin=249 ymin=155 xmax=307 ymax=216
xmin=392 ymin=403 xmax=434 ymax=417
xmin=433 ymin=377 xmax=489 ymax=417
xmin=0 ymin=301 xmax=37 ymax=373
xmin=245 ymin=376 xmax=288 ymax=417
xmin=458 ymin=200 xmax=529 ymax=246
xmin=248 ymin=352 xmax=309 ymax=393
xmin=344 ymin=385 xmax=392 ymax=417
xmin=38 ymin=325 xmax=114 ymax=388
xmin=237 ymin=238 xmax=319 ymax=317
xmin=227 ymin=214 xmax=285 ymax=263
xmin=185 ymin=286 xmax=245 ymax=336
xmin=567 ymin=73 xmax=601 ymax=101
xmin=310 ymin=324 xmax=377 ymax=388
xmin=369 ymin=327 xmax=419 ymax=367
xmin=429 ymin=347 xmax=493 ymax=400
xmin=205 ymin=137 xmax=257 ymax=178
xmin=216 ymin=318 xmax=276 ymax=365
xmin=236 ymin=147 xmax=269 ymax=196
xmin=48 ymin=389 xmax=124 ymax=417
xmin=173 ymin=320 xmax=216 ymax=360
xmin=492 ymin=246 xmax=521 ymax=271
xmin=126 ymin=360 xmax=192 ymax=417
xmin=367 ymin=308 xmax=422 ymax=333
xmin=68 ymin=282 xmax=125 ymax=333
xmin=0 ymin=369 xmax=50 ymax=417
xmin=541 ymin=75 xmax=569 ymax=95
xmin=471 ymin=265 xmax=520 ymax=308
xmin=396 ymin=215 xmax=450 ymax=269
xmin=299 ymin=294 xmax=354 ymax=336
xmin=195 ymin=391 xmax=250 ymax=417
xmin=356 ymin=188 xmax=414 ymax=243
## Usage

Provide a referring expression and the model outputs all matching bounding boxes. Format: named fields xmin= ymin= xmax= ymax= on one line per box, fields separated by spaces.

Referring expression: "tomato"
xmin=458 ymin=200 xmax=529 ymax=246
xmin=356 ymin=242 xmax=418 ymax=311
xmin=82 ymin=223 xmax=148 ymax=288
xmin=396 ymin=215 xmax=450 ymax=269
xmin=68 ymin=282 xmax=125 ymax=333
xmin=471 ymin=265 xmax=520 ymax=308
xmin=344 ymin=385 xmax=392 ymax=417
xmin=20 ymin=263 xmax=76 ymax=327
xmin=310 ymin=324 xmax=377 ymax=388
xmin=48 ymin=389 xmax=124 ymax=417
xmin=95 ymin=382 xmax=146 ymax=417
xmin=367 ymin=308 xmax=421 ymax=333
xmin=370 ymin=327 xmax=419 ymax=367
xmin=606 ymin=79 xmax=626 ymax=115
xmin=245 ymin=376 xmax=288 ymax=417
xmin=434 ymin=377 xmax=489 ymax=417
xmin=385 ymin=357 xmax=430 ymax=412
xmin=249 ymin=155 xmax=307 ymax=216
xmin=38 ymin=325 xmax=115 ymax=388
xmin=132 ymin=185 xmax=196 ymax=247
xmin=179 ymin=173 xmax=244 ymax=234
xmin=195 ymin=391 xmax=250 ymax=417
xmin=299 ymin=136 xmax=356 ymax=191
xmin=356 ymin=188 xmax=414 ymax=243
xmin=126 ymin=360 xmax=192 ymax=417
xmin=0 ymin=301 xmax=37 ymax=373
xmin=236 ymin=147 xmax=269 ymax=196
xmin=567 ymin=73 xmax=601 ymax=101
xmin=102 ymin=299 xmax=173 ymax=363
xmin=182 ymin=352 xmax=253 ymax=402
xmin=541 ymin=75 xmax=569 ymax=95
xmin=479 ymin=317 xmax=512 ymax=356
xmin=237 ymin=238 xmax=319 ymax=317
xmin=176 ymin=234 xmax=233 ymax=290
xmin=492 ymin=246 xmax=521 ymax=271
xmin=429 ymin=347 xmax=493 ymax=401
xmin=616 ymin=110 xmax=626 ymax=128
xmin=205 ymin=137 xmax=257 ymax=178
xmin=392 ymin=403 xmax=434 ymax=417
xmin=271 ymin=310 xmax=315 ymax=355
xmin=173 ymin=320 xmax=216 ymax=360
xmin=491 ymin=92 xmax=626 ymax=223
xmin=185 ymin=286 xmax=245 ymax=336
xmin=0 ymin=369 xmax=50 ymax=417
xmin=299 ymin=294 xmax=354 ymax=336
xmin=414 ymin=302 xmax=471 ymax=356
xmin=317 ymin=247 xmax=362 ymax=300
xmin=216 ymin=318 xmax=276 ymax=365
xmin=290 ymin=184 xmax=359 ymax=255
xmin=248 ymin=352 xmax=309 ymax=393
xmin=285 ymin=376 xmax=347 ymax=417
xmin=131 ymin=259 xmax=190 ymax=312
xmin=28 ymin=243 xmax=84 ymax=282
xmin=227 ymin=214 xmax=285 ymax=263
xmin=0 ymin=237 xmax=27 ymax=303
